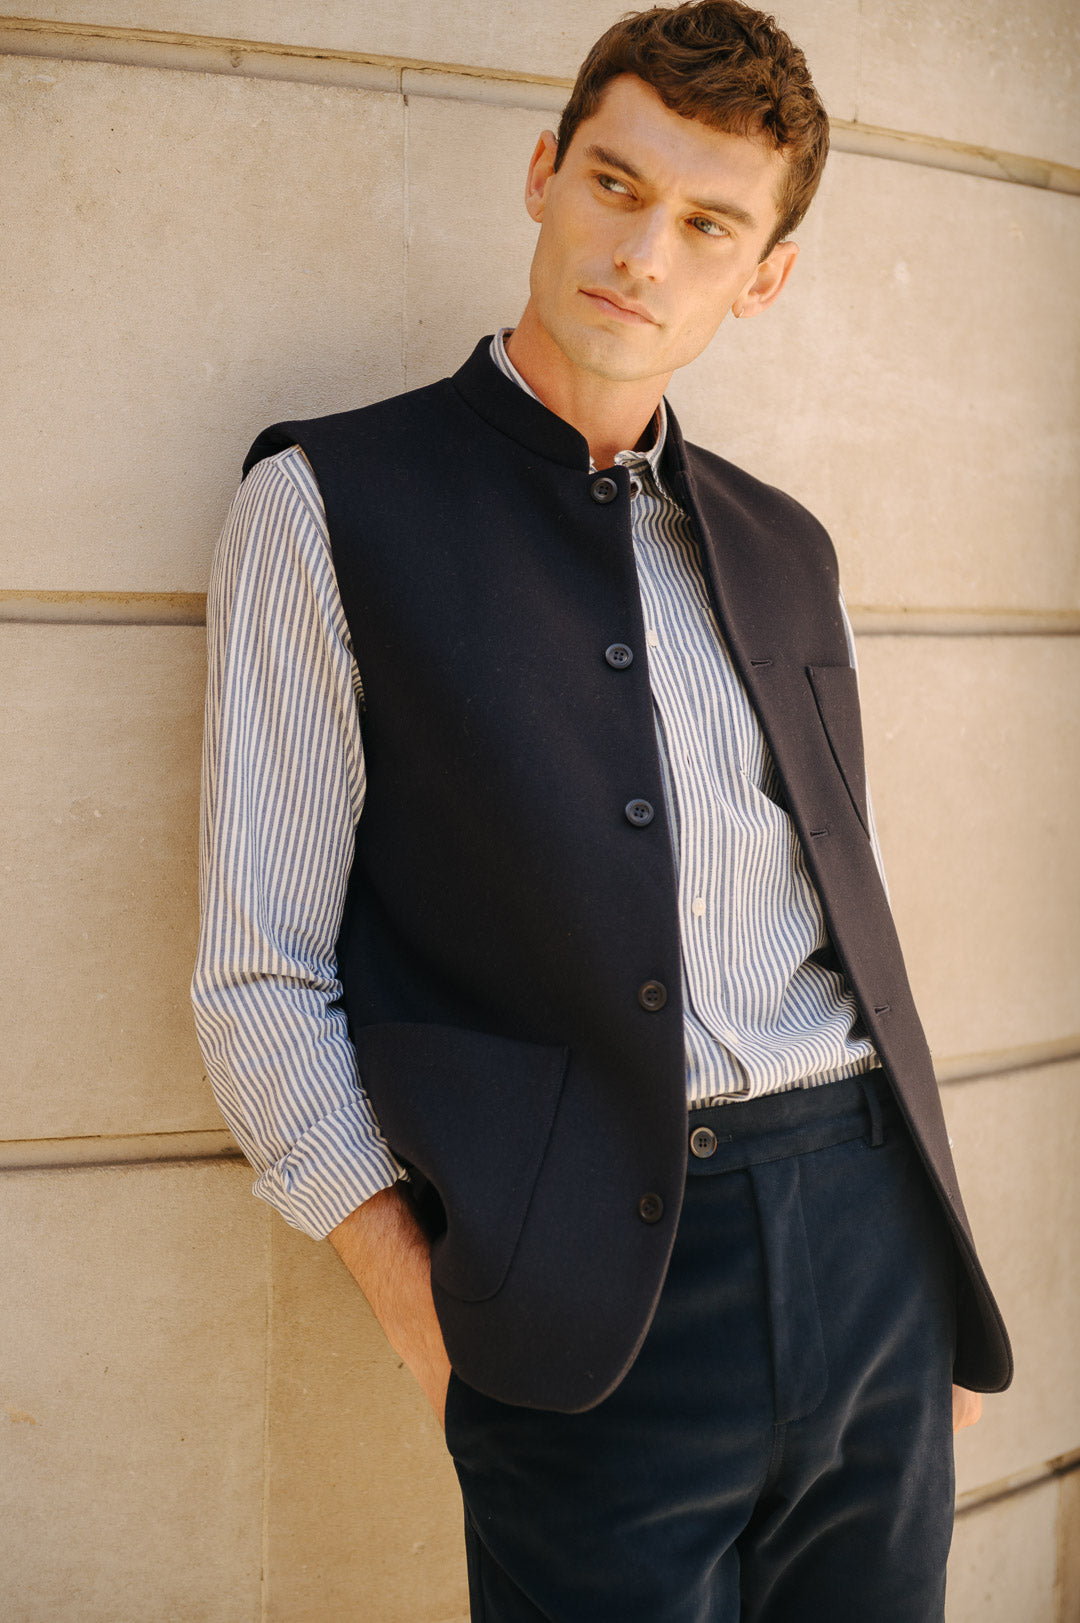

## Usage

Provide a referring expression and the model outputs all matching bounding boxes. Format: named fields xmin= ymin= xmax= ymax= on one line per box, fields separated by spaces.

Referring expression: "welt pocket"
xmin=354 ymin=1021 xmax=570 ymax=1304
xmin=805 ymin=664 xmax=870 ymax=833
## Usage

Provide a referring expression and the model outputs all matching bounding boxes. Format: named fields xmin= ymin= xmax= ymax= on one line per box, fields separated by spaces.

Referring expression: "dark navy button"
xmin=690 ymin=1125 xmax=718 ymax=1159
xmin=637 ymin=1192 xmax=664 ymax=1224
xmin=605 ymin=643 xmax=633 ymax=669
xmin=590 ymin=476 xmax=618 ymax=504
xmin=637 ymin=980 xmax=667 ymax=1011
xmin=625 ymin=799 xmax=654 ymax=827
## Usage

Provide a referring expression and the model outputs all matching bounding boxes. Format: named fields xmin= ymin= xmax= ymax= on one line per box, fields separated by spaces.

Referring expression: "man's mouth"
xmin=580 ymin=288 xmax=658 ymax=325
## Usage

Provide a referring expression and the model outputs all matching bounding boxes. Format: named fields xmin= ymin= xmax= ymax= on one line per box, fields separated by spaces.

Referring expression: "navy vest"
xmin=245 ymin=338 xmax=1011 ymax=1410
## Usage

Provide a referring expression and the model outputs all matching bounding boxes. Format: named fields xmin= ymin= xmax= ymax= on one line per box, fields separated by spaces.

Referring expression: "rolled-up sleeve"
xmin=192 ymin=446 xmax=403 ymax=1238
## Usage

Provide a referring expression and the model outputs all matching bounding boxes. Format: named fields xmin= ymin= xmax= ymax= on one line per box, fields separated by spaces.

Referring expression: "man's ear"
xmin=732 ymin=240 xmax=799 ymax=319
xmin=525 ymin=130 xmax=559 ymax=223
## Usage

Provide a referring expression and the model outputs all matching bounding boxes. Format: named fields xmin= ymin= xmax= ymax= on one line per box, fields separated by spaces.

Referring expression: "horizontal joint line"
xmin=0 ymin=590 xmax=207 ymax=626
xmin=4 ymin=596 xmax=1078 ymax=634
xmin=936 ymin=1033 xmax=1080 ymax=1085
xmin=955 ymin=1445 xmax=1080 ymax=1516
xmin=1 ymin=1037 xmax=1075 ymax=1169
xmin=0 ymin=19 xmax=1077 ymax=193
xmin=848 ymin=609 xmax=1080 ymax=637
xmin=0 ymin=1129 xmax=245 ymax=1172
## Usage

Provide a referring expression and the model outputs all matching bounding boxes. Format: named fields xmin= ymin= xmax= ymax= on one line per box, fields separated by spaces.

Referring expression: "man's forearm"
xmin=328 ymin=1184 xmax=452 ymax=1424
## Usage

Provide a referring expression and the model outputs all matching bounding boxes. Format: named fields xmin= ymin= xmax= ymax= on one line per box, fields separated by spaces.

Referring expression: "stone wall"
xmin=1 ymin=5 xmax=1077 ymax=1618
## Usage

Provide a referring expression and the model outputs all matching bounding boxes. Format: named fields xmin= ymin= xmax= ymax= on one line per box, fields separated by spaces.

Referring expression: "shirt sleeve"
xmin=839 ymin=590 xmax=890 ymax=900
xmin=191 ymin=445 xmax=405 ymax=1238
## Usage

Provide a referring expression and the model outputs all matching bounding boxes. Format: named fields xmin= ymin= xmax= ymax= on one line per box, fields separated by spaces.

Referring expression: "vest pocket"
xmin=805 ymin=665 xmax=870 ymax=834
xmin=353 ymin=1022 xmax=570 ymax=1304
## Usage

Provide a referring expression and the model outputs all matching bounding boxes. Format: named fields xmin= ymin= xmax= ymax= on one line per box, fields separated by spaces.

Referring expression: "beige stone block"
xmin=0 ymin=55 xmax=404 ymax=591
xmin=403 ymin=96 xmax=542 ymax=389
xmin=0 ymin=1160 xmax=267 ymax=1623
xmin=264 ymin=1220 xmax=468 ymax=1623
xmin=6 ymin=0 xmax=860 ymax=111
xmin=947 ymin=1478 xmax=1058 ymax=1622
xmin=0 ymin=625 xmax=217 ymax=1139
xmin=855 ymin=636 xmax=1080 ymax=1062
xmin=858 ymin=0 xmax=1080 ymax=172
xmin=944 ymin=1062 xmax=1080 ymax=1496
xmin=767 ymin=1 xmax=860 ymax=123
xmin=667 ymin=152 xmax=1080 ymax=612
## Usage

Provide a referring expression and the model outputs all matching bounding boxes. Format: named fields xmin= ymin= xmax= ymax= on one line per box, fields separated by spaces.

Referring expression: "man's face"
xmin=524 ymin=74 xmax=793 ymax=387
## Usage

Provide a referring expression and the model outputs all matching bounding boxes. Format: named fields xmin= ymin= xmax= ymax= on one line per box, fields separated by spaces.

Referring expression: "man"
xmin=193 ymin=4 xmax=1010 ymax=1618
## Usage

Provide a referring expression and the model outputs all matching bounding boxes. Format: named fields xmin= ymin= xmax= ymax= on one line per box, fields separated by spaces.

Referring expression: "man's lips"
xmin=580 ymin=288 xmax=658 ymax=325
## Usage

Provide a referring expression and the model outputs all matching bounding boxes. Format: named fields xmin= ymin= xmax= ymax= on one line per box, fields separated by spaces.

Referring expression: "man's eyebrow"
xmin=581 ymin=142 xmax=758 ymax=230
xmin=583 ymin=142 xmax=646 ymax=184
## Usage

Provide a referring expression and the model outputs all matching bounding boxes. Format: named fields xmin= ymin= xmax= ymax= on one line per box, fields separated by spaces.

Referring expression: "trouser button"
xmin=690 ymin=1125 xmax=718 ymax=1159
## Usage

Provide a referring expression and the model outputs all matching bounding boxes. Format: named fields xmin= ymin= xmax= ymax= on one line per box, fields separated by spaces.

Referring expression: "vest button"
xmin=637 ymin=980 xmax=667 ymax=1011
xmin=625 ymin=799 xmax=654 ymax=827
xmin=590 ymin=475 xmax=618 ymax=504
xmin=605 ymin=643 xmax=633 ymax=669
xmin=637 ymin=1192 xmax=664 ymax=1224
xmin=690 ymin=1125 xmax=718 ymax=1159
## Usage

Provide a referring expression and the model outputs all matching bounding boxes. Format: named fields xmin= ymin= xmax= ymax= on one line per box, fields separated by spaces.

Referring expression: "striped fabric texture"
xmin=491 ymin=332 xmax=882 ymax=1106
xmin=192 ymin=337 xmax=881 ymax=1239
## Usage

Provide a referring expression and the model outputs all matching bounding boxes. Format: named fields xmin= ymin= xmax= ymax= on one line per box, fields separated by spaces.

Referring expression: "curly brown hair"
xmin=556 ymin=1 xmax=830 ymax=254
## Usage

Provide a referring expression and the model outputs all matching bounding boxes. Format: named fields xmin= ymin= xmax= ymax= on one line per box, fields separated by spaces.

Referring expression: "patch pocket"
xmin=806 ymin=664 xmax=870 ymax=834
xmin=354 ymin=1022 xmax=570 ymax=1303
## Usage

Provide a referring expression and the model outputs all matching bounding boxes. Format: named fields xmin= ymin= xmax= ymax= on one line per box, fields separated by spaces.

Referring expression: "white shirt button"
xmin=691 ymin=898 xmax=706 ymax=917
xmin=646 ymin=629 xmax=660 ymax=648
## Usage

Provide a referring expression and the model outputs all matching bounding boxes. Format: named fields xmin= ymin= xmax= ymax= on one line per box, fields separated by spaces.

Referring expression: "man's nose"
xmin=613 ymin=207 xmax=671 ymax=281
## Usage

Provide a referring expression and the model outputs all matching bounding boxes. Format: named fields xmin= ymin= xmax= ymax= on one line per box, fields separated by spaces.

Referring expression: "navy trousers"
xmin=444 ymin=1072 xmax=958 ymax=1622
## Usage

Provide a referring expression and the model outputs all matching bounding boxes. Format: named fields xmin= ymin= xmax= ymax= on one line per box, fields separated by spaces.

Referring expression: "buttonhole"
xmin=809 ymin=827 xmax=829 ymax=838
xmin=750 ymin=659 xmax=773 ymax=668
xmin=874 ymin=1003 xmax=891 ymax=1015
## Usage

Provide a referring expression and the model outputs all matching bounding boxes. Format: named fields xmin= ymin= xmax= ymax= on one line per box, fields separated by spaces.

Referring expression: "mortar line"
xmin=956 ymin=1447 xmax=1080 ymax=1517
xmin=0 ymin=1037 xmax=1075 ymax=1173
xmin=1 ymin=15 xmax=1078 ymax=196
xmin=3 ymin=594 xmax=1080 ymax=636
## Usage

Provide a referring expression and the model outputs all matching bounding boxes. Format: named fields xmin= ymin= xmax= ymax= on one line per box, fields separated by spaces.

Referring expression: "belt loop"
xmin=861 ymin=1074 xmax=885 ymax=1148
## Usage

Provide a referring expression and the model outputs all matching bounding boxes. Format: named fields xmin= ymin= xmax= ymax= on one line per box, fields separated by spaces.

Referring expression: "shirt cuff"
xmin=251 ymin=1099 xmax=406 ymax=1239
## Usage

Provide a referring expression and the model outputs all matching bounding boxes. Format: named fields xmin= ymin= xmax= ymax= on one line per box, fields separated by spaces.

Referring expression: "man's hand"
xmin=952 ymin=1384 xmax=983 ymax=1433
xmin=329 ymin=1184 xmax=452 ymax=1426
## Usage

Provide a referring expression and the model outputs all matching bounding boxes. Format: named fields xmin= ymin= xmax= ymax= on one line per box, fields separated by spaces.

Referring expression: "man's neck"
xmin=505 ymin=305 xmax=668 ymax=469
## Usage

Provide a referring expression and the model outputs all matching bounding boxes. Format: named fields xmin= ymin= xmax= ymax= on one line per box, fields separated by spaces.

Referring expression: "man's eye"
xmin=690 ymin=216 xmax=728 ymax=237
xmin=597 ymin=173 xmax=632 ymax=195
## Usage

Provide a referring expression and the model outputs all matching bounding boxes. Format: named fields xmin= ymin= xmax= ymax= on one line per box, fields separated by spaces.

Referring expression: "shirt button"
xmin=637 ymin=980 xmax=667 ymax=1011
xmin=590 ymin=475 xmax=618 ymax=504
xmin=691 ymin=898 xmax=705 ymax=917
xmin=625 ymin=799 xmax=654 ymax=826
xmin=690 ymin=1125 xmax=718 ymax=1159
xmin=637 ymin=1192 xmax=664 ymax=1224
xmin=605 ymin=643 xmax=633 ymax=668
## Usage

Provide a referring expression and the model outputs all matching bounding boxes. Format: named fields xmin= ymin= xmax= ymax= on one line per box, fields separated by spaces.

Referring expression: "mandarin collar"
xmin=451 ymin=337 xmax=592 ymax=470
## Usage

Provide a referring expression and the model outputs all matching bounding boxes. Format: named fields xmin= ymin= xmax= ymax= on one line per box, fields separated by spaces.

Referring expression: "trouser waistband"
xmin=684 ymin=1068 xmax=897 ymax=1176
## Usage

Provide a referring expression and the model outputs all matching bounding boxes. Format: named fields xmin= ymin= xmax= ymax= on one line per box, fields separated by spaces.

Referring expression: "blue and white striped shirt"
xmin=193 ymin=335 xmax=882 ymax=1239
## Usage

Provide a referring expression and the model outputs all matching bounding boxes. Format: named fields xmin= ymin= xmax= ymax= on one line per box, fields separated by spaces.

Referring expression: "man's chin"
xmin=555 ymin=326 xmax=668 ymax=386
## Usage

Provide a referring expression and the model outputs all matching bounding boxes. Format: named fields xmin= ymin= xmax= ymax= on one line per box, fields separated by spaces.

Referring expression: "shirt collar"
xmin=491 ymin=327 xmax=668 ymax=482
